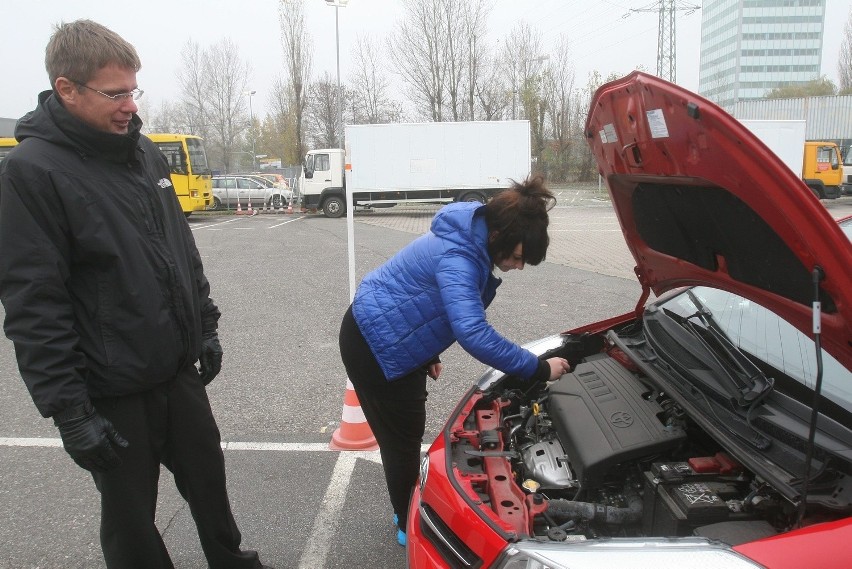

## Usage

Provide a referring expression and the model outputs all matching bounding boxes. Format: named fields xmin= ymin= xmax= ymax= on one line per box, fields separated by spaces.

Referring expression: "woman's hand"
xmin=427 ymin=362 xmax=443 ymax=380
xmin=546 ymin=357 xmax=571 ymax=380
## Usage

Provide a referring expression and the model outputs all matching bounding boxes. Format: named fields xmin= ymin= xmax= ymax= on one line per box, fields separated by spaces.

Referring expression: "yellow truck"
xmin=739 ymin=120 xmax=843 ymax=199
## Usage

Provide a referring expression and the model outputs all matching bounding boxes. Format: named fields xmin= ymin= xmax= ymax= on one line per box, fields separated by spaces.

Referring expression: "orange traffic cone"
xmin=330 ymin=379 xmax=378 ymax=450
xmin=236 ymin=197 xmax=243 ymax=214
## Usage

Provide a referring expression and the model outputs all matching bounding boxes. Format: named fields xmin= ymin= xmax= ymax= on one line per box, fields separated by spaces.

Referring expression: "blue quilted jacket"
xmin=352 ymin=201 xmax=541 ymax=381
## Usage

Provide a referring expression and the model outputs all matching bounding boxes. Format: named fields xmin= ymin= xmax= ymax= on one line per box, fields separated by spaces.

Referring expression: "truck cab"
xmin=300 ymin=148 xmax=345 ymax=217
xmin=803 ymin=141 xmax=842 ymax=199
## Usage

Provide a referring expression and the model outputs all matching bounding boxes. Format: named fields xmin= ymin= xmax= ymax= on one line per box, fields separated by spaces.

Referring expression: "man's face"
xmin=59 ymin=63 xmax=139 ymax=135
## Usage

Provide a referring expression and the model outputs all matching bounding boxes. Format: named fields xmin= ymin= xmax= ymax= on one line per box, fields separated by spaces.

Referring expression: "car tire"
xmin=210 ymin=196 xmax=223 ymax=210
xmin=270 ymin=194 xmax=285 ymax=208
xmin=323 ymin=196 xmax=345 ymax=218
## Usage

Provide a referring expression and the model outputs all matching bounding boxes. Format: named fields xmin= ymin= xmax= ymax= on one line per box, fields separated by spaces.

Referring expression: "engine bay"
xmin=448 ymin=337 xmax=852 ymax=547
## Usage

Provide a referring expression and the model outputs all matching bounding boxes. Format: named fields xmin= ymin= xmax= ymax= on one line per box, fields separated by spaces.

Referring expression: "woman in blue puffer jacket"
xmin=338 ymin=176 xmax=570 ymax=545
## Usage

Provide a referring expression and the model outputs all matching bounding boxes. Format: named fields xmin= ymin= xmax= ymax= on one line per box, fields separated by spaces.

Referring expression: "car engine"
xmin=448 ymin=350 xmax=844 ymax=546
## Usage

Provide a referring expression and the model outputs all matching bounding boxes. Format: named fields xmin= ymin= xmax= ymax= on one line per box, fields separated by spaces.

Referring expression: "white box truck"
xmin=299 ymin=120 xmax=531 ymax=217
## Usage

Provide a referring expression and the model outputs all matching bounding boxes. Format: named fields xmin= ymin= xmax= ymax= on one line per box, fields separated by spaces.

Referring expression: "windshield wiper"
xmin=679 ymin=290 xmax=772 ymax=407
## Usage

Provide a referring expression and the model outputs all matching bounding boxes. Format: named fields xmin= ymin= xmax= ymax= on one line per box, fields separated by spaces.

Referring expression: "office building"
xmin=698 ymin=0 xmax=827 ymax=109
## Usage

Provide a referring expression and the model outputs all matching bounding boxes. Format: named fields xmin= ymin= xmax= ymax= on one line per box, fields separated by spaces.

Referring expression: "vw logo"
xmin=610 ymin=411 xmax=633 ymax=428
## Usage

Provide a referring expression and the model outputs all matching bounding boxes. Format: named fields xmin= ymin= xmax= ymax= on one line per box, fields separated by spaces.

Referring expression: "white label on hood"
xmin=600 ymin=123 xmax=617 ymax=144
xmin=647 ymin=109 xmax=670 ymax=138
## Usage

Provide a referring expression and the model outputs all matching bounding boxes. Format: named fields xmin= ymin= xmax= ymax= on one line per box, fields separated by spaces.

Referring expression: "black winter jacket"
xmin=0 ymin=91 xmax=219 ymax=417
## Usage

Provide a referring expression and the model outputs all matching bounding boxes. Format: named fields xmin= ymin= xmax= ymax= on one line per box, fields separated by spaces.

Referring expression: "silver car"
xmin=210 ymin=175 xmax=293 ymax=210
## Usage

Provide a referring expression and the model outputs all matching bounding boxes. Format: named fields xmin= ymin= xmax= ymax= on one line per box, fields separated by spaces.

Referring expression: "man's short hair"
xmin=45 ymin=19 xmax=141 ymax=88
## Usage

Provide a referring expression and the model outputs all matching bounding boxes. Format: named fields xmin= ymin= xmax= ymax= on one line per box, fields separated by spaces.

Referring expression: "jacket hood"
xmin=585 ymin=71 xmax=852 ymax=371
xmin=430 ymin=201 xmax=490 ymax=259
xmin=15 ymin=90 xmax=142 ymax=163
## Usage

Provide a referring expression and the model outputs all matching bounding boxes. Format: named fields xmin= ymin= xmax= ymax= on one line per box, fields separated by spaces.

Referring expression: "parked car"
xmin=210 ymin=174 xmax=292 ymax=209
xmin=407 ymin=72 xmax=852 ymax=569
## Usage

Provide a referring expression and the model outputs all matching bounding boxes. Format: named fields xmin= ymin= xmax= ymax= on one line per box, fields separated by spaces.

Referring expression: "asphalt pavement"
xmin=1 ymin=191 xmax=849 ymax=569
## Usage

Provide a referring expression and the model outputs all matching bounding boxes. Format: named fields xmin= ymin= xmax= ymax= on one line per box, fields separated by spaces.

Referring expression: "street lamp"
xmin=324 ymin=0 xmax=348 ymax=148
xmin=243 ymin=89 xmax=257 ymax=171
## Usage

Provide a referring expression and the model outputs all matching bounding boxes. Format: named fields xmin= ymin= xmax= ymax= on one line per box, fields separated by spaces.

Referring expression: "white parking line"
xmin=189 ymin=218 xmax=244 ymax=231
xmin=268 ymin=216 xmax=305 ymax=228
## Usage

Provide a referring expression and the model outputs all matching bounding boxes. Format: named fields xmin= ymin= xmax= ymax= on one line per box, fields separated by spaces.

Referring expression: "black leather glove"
xmin=53 ymin=401 xmax=129 ymax=473
xmin=199 ymin=333 xmax=223 ymax=385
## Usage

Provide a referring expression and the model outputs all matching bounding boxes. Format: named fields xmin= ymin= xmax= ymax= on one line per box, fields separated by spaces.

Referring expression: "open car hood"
xmin=585 ymin=72 xmax=852 ymax=370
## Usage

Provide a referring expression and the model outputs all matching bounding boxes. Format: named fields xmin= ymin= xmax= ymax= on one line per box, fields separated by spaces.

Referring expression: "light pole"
xmin=324 ymin=0 xmax=348 ymax=148
xmin=243 ymin=89 xmax=257 ymax=171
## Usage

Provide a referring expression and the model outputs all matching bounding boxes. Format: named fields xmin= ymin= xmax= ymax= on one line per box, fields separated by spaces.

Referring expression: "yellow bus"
xmin=0 ymin=137 xmax=17 ymax=164
xmin=148 ymin=133 xmax=213 ymax=216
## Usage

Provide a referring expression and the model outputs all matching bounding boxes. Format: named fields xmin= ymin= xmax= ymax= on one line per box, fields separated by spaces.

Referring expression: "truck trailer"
xmin=299 ymin=120 xmax=532 ymax=218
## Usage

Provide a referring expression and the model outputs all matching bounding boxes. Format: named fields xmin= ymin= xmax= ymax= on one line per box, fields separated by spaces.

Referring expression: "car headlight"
xmin=419 ymin=453 xmax=429 ymax=492
xmin=494 ymin=538 xmax=764 ymax=569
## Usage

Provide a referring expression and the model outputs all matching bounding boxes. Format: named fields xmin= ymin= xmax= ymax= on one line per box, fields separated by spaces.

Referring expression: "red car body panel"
xmin=732 ymin=518 xmax=852 ymax=568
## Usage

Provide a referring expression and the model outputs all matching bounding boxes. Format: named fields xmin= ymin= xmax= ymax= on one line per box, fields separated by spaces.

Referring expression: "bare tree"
xmin=459 ymin=0 xmax=493 ymax=120
xmin=540 ymin=39 xmax=577 ymax=182
xmin=202 ymin=39 xmax=252 ymax=172
xmin=348 ymin=34 xmax=402 ymax=124
xmin=278 ymin=0 xmax=313 ymax=160
xmin=307 ymin=72 xmax=341 ymax=148
xmin=840 ymin=8 xmax=852 ymax=94
xmin=388 ymin=0 xmax=447 ymax=121
xmin=175 ymin=41 xmax=210 ymax=138
xmin=501 ymin=22 xmax=546 ymax=122
xmin=388 ymin=0 xmax=494 ymax=122
xmin=264 ymin=75 xmax=300 ymax=165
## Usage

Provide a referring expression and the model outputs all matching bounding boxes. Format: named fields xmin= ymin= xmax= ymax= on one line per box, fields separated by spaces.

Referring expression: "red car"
xmin=407 ymin=72 xmax=852 ymax=569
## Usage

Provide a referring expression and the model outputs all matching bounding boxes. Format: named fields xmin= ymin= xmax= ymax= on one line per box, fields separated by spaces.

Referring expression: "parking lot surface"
xmin=1 ymin=192 xmax=849 ymax=568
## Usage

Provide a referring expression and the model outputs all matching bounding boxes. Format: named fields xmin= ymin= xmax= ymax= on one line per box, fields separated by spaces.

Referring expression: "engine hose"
xmin=546 ymin=492 xmax=643 ymax=525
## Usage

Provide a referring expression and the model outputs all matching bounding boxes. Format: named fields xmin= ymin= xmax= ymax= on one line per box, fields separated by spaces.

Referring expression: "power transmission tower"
xmin=630 ymin=1 xmax=700 ymax=83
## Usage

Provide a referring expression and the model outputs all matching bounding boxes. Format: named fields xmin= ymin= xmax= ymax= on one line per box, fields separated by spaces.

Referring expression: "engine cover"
xmin=547 ymin=356 xmax=686 ymax=487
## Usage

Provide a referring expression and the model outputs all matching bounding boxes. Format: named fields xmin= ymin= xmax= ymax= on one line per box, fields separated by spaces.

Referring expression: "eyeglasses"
xmin=73 ymin=81 xmax=144 ymax=101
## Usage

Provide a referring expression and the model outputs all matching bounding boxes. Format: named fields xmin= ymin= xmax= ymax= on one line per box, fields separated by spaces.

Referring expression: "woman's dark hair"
xmin=484 ymin=175 xmax=554 ymax=266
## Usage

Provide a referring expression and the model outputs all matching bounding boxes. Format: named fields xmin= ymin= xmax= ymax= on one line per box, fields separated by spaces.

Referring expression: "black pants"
xmin=90 ymin=365 xmax=261 ymax=569
xmin=339 ymin=305 xmax=427 ymax=532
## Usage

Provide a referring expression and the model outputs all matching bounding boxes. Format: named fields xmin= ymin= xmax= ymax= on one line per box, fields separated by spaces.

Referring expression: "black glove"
xmin=53 ymin=402 xmax=129 ymax=473
xmin=199 ymin=334 xmax=223 ymax=385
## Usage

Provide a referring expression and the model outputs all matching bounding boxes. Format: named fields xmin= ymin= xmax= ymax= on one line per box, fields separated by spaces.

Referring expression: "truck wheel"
xmin=807 ymin=185 xmax=824 ymax=199
xmin=458 ymin=191 xmax=487 ymax=204
xmin=323 ymin=196 xmax=345 ymax=218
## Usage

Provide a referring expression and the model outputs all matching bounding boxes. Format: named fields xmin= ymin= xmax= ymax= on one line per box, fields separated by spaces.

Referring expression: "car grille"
xmin=418 ymin=504 xmax=482 ymax=569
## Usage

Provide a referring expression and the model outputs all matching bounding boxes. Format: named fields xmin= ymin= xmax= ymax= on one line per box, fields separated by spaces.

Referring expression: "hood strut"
xmin=797 ymin=266 xmax=826 ymax=527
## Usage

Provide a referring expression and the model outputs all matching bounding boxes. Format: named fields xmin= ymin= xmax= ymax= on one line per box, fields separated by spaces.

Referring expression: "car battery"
xmin=642 ymin=462 xmax=734 ymax=536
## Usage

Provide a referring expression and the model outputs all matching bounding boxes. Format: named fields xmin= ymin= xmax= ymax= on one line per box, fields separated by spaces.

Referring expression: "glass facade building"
xmin=698 ymin=0 xmax=826 ymax=109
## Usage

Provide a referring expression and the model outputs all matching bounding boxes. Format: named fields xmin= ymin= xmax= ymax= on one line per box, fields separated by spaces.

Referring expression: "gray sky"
xmin=1 ymin=0 xmax=850 ymax=121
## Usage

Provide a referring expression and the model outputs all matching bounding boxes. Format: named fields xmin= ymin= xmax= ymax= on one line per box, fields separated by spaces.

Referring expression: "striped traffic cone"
xmin=330 ymin=379 xmax=378 ymax=450
xmin=236 ymin=197 xmax=243 ymax=214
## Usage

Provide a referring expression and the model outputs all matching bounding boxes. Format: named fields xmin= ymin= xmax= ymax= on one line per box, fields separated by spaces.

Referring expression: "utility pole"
xmin=630 ymin=1 xmax=699 ymax=83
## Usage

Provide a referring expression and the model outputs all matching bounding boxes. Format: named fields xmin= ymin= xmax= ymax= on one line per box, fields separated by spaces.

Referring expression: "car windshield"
xmin=657 ymin=286 xmax=852 ymax=411
xmin=841 ymin=217 xmax=852 ymax=241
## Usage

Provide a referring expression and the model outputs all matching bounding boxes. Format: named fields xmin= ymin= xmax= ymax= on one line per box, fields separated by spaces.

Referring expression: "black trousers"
xmin=90 ymin=365 xmax=261 ymax=569
xmin=339 ymin=305 xmax=427 ymax=532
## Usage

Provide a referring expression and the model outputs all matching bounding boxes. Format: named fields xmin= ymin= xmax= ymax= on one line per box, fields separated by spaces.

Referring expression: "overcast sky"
xmin=1 ymin=0 xmax=850 ymax=121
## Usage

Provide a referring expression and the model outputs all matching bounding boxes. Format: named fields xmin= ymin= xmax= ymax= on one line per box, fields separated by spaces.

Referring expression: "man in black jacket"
xmin=0 ymin=20 xmax=271 ymax=569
